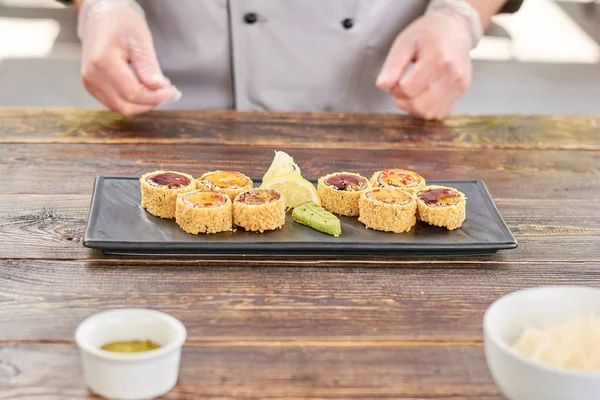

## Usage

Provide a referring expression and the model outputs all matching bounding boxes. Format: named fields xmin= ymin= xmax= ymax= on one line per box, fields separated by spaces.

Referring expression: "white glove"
xmin=78 ymin=0 xmax=181 ymax=116
xmin=376 ymin=0 xmax=482 ymax=120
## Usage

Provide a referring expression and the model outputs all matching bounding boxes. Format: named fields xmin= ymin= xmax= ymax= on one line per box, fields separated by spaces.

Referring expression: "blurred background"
xmin=0 ymin=0 xmax=599 ymax=114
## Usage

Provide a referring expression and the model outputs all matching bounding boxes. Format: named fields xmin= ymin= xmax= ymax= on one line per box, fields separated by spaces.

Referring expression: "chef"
xmin=68 ymin=0 xmax=522 ymax=119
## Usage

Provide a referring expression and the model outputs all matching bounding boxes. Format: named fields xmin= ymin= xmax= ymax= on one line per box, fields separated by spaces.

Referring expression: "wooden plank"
xmin=2 ymin=144 xmax=599 ymax=198
xmin=0 ymin=344 xmax=502 ymax=399
xmin=1 ymin=259 xmax=599 ymax=342
xmin=1 ymin=195 xmax=598 ymax=261
xmin=1 ymin=109 xmax=598 ymax=150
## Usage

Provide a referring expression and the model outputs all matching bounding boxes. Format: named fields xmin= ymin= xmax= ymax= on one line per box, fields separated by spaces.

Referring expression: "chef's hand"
xmin=376 ymin=2 xmax=481 ymax=120
xmin=78 ymin=0 xmax=180 ymax=117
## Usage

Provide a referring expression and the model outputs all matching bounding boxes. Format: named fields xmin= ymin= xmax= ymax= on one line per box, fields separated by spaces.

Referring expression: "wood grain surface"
xmin=0 ymin=344 xmax=501 ymax=399
xmin=1 ymin=110 xmax=599 ymax=399
xmin=1 ymin=260 xmax=599 ymax=342
xmin=2 ymin=144 xmax=599 ymax=199
xmin=1 ymin=109 xmax=599 ymax=150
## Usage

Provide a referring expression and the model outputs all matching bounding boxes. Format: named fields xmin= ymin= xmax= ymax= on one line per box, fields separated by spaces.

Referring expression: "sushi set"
xmin=83 ymin=151 xmax=517 ymax=256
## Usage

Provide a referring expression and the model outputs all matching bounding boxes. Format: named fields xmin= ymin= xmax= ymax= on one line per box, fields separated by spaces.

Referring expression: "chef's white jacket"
xmin=138 ymin=0 xmax=521 ymax=112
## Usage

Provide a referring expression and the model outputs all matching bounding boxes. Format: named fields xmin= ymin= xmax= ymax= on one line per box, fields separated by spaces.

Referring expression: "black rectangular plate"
xmin=83 ymin=177 xmax=517 ymax=257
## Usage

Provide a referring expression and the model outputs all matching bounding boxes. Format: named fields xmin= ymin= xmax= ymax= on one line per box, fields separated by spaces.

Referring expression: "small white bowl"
xmin=75 ymin=308 xmax=187 ymax=400
xmin=484 ymin=286 xmax=600 ymax=400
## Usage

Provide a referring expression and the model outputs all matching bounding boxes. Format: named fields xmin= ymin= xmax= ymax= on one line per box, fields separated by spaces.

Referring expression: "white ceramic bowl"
xmin=484 ymin=286 xmax=600 ymax=400
xmin=75 ymin=308 xmax=187 ymax=400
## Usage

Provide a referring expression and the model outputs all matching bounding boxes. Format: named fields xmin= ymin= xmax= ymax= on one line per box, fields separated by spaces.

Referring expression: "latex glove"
xmin=78 ymin=0 xmax=181 ymax=116
xmin=376 ymin=0 xmax=482 ymax=120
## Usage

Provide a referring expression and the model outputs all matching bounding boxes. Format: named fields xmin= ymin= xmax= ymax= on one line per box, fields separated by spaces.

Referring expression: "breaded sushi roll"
xmin=233 ymin=189 xmax=286 ymax=232
xmin=358 ymin=188 xmax=417 ymax=233
xmin=197 ymin=170 xmax=253 ymax=201
xmin=370 ymin=169 xmax=426 ymax=193
xmin=317 ymin=172 xmax=371 ymax=217
xmin=140 ymin=170 xmax=196 ymax=219
xmin=416 ymin=185 xmax=466 ymax=230
xmin=175 ymin=190 xmax=232 ymax=234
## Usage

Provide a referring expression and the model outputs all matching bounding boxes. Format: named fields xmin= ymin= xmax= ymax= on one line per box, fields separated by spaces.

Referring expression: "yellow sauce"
xmin=101 ymin=340 xmax=161 ymax=353
xmin=183 ymin=191 xmax=227 ymax=207
xmin=201 ymin=171 xmax=250 ymax=189
xmin=367 ymin=189 xmax=412 ymax=205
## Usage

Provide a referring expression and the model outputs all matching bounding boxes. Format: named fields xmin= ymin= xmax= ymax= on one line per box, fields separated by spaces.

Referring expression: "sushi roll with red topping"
xmin=416 ymin=185 xmax=466 ymax=230
xmin=317 ymin=172 xmax=371 ymax=217
xmin=140 ymin=170 xmax=196 ymax=219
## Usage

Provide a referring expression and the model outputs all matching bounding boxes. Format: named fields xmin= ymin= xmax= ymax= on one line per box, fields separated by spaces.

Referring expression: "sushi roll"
xmin=233 ymin=189 xmax=286 ymax=232
xmin=197 ymin=170 xmax=253 ymax=201
xmin=358 ymin=188 xmax=417 ymax=233
xmin=416 ymin=185 xmax=466 ymax=230
xmin=370 ymin=169 xmax=426 ymax=193
xmin=140 ymin=170 xmax=196 ymax=219
xmin=175 ymin=190 xmax=232 ymax=234
xmin=317 ymin=172 xmax=371 ymax=217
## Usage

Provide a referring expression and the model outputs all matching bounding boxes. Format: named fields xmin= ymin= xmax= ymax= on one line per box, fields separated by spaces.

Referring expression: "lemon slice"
xmin=260 ymin=173 xmax=321 ymax=209
xmin=262 ymin=150 xmax=302 ymax=185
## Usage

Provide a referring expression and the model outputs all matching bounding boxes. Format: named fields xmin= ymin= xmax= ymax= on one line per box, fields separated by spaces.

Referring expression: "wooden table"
xmin=1 ymin=109 xmax=599 ymax=399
